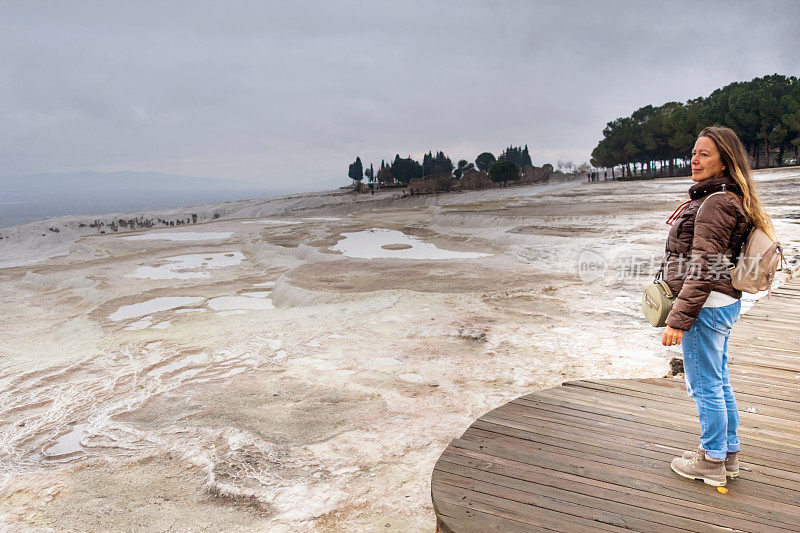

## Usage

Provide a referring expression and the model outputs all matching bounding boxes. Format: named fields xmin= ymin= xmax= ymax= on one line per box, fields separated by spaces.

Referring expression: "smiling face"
xmin=691 ymin=136 xmax=726 ymax=182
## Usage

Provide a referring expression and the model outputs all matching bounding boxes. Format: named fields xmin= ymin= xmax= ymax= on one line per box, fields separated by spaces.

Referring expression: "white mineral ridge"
xmin=121 ymin=231 xmax=233 ymax=241
xmin=241 ymin=219 xmax=301 ymax=225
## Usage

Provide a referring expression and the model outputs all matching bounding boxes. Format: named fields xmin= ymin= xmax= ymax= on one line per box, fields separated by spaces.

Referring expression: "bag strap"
xmin=655 ymin=253 xmax=667 ymax=282
xmin=729 ymin=224 xmax=752 ymax=268
xmin=666 ymin=200 xmax=691 ymax=226
xmin=653 ymin=183 xmax=747 ymax=282
xmin=660 ymin=184 xmax=749 ymax=285
xmin=696 ymin=188 xmax=727 ymax=216
xmin=667 ymin=185 xmax=729 ymax=225
xmin=661 ymin=189 xmax=724 ymax=280
xmin=697 ymin=186 xmax=755 ymax=268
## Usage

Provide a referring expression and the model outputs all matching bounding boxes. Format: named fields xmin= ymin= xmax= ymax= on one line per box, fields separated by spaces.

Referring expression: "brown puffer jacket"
xmin=664 ymin=174 xmax=750 ymax=331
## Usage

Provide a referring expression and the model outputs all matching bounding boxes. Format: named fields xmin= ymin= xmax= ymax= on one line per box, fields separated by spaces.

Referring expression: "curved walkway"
xmin=431 ymin=277 xmax=800 ymax=532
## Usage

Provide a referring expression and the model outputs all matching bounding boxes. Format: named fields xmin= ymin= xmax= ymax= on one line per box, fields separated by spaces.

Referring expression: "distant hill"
xmin=0 ymin=170 xmax=301 ymax=227
xmin=0 ymin=170 xmax=256 ymax=198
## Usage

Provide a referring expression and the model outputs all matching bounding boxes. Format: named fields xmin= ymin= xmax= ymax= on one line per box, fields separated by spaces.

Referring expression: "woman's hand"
xmin=662 ymin=326 xmax=685 ymax=346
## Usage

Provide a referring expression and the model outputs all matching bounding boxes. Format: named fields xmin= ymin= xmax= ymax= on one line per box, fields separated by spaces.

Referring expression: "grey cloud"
xmin=0 ymin=1 xmax=798 ymax=188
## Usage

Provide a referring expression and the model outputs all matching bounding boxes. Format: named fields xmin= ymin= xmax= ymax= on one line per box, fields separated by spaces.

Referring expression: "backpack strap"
xmin=730 ymin=224 xmax=752 ymax=268
xmin=696 ymin=186 xmax=752 ymax=269
xmin=696 ymin=188 xmax=728 ymax=216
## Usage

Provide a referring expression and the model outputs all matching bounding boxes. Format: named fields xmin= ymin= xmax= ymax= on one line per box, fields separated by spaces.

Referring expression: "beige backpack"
xmin=728 ymin=226 xmax=783 ymax=294
xmin=701 ymin=190 xmax=784 ymax=294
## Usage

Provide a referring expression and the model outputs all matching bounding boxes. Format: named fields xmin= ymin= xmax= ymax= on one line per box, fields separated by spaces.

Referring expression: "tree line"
xmin=347 ymin=144 xmax=541 ymax=188
xmin=590 ymin=74 xmax=800 ymax=178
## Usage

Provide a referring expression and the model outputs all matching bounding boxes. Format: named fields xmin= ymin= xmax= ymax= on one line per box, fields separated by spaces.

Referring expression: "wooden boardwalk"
xmin=431 ymin=277 xmax=800 ymax=532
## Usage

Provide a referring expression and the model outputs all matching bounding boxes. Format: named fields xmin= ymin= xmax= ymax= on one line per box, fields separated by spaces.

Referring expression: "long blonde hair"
xmin=698 ymin=126 xmax=776 ymax=240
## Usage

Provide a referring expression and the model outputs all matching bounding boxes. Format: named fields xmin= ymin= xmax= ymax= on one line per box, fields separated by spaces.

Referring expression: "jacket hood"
xmin=688 ymin=173 xmax=741 ymax=200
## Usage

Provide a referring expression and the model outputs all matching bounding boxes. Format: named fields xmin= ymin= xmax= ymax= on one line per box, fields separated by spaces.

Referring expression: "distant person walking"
xmin=661 ymin=126 xmax=776 ymax=486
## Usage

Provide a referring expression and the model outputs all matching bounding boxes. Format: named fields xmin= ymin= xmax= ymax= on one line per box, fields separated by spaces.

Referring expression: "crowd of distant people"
xmin=587 ymin=170 xmax=609 ymax=182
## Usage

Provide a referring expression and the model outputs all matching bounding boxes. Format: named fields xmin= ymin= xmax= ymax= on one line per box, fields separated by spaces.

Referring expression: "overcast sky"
xmin=1 ymin=1 xmax=798 ymax=191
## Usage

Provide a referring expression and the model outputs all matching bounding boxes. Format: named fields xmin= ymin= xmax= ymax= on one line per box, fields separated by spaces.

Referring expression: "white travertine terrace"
xmin=0 ymin=170 xmax=798 ymax=531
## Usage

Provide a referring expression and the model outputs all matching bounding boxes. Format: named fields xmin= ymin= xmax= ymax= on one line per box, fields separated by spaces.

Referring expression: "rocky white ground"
xmin=0 ymin=170 xmax=799 ymax=532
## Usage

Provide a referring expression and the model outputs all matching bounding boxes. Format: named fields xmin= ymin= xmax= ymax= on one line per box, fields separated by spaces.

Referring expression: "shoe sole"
xmin=671 ymin=462 xmax=727 ymax=487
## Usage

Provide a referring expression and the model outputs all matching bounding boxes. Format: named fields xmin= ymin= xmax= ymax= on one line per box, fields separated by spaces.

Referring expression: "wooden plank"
xmin=728 ymin=344 xmax=800 ymax=361
xmin=729 ymin=344 xmax=798 ymax=358
xmin=512 ymin=392 xmax=800 ymax=451
xmin=508 ymin=394 xmax=800 ymax=461
xmin=433 ymin=472 xmax=632 ymax=532
xmin=732 ymin=325 xmax=800 ymax=338
xmin=730 ymin=345 xmax=800 ymax=359
xmin=437 ymin=462 xmax=729 ymax=533
xmin=481 ymin=406 xmax=800 ymax=477
xmin=573 ymin=380 xmax=800 ymax=420
xmin=732 ymin=369 xmax=800 ymax=383
xmin=532 ymin=384 xmax=800 ymax=436
xmin=459 ymin=424 xmax=800 ymax=517
xmin=740 ymin=314 xmax=800 ymax=324
xmin=565 ymin=382 xmax=800 ymax=428
xmin=728 ymin=368 xmax=800 ymax=388
xmin=734 ymin=317 xmax=800 ymax=329
xmin=604 ymin=378 xmax=800 ymax=409
xmin=438 ymin=445 xmax=797 ymax=532
xmin=479 ymin=409 xmax=800 ymax=482
xmin=563 ymin=377 xmax=800 ymax=407
xmin=730 ymin=339 xmax=800 ymax=353
xmin=434 ymin=468 xmax=705 ymax=533
xmin=728 ymin=349 xmax=800 ymax=366
xmin=434 ymin=504 xmax=566 ymax=533
xmin=505 ymin=397 xmax=711 ymax=445
xmin=463 ymin=423 xmax=800 ymax=488
xmin=449 ymin=433 xmax=800 ymax=527
xmin=741 ymin=315 xmax=800 ymax=325
xmin=730 ymin=359 xmax=800 ymax=373
xmin=563 ymin=382 xmax=800 ymax=424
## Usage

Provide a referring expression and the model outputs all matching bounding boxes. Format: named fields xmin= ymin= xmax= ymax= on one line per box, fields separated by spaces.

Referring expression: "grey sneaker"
xmin=681 ymin=447 xmax=739 ymax=477
xmin=671 ymin=450 xmax=727 ymax=486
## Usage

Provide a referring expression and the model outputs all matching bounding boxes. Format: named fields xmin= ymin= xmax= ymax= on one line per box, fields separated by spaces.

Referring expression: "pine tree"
xmin=475 ymin=152 xmax=496 ymax=172
xmin=348 ymin=156 xmax=363 ymax=183
xmin=489 ymin=161 xmax=521 ymax=185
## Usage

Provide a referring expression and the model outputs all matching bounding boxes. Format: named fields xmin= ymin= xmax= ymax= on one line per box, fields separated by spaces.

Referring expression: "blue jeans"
xmin=681 ymin=300 xmax=742 ymax=460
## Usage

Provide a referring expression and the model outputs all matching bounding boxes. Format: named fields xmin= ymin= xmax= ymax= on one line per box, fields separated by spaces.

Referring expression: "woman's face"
xmin=691 ymin=136 xmax=726 ymax=182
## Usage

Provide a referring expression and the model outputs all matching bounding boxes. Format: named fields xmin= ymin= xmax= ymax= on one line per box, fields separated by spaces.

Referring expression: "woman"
xmin=661 ymin=126 xmax=776 ymax=487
